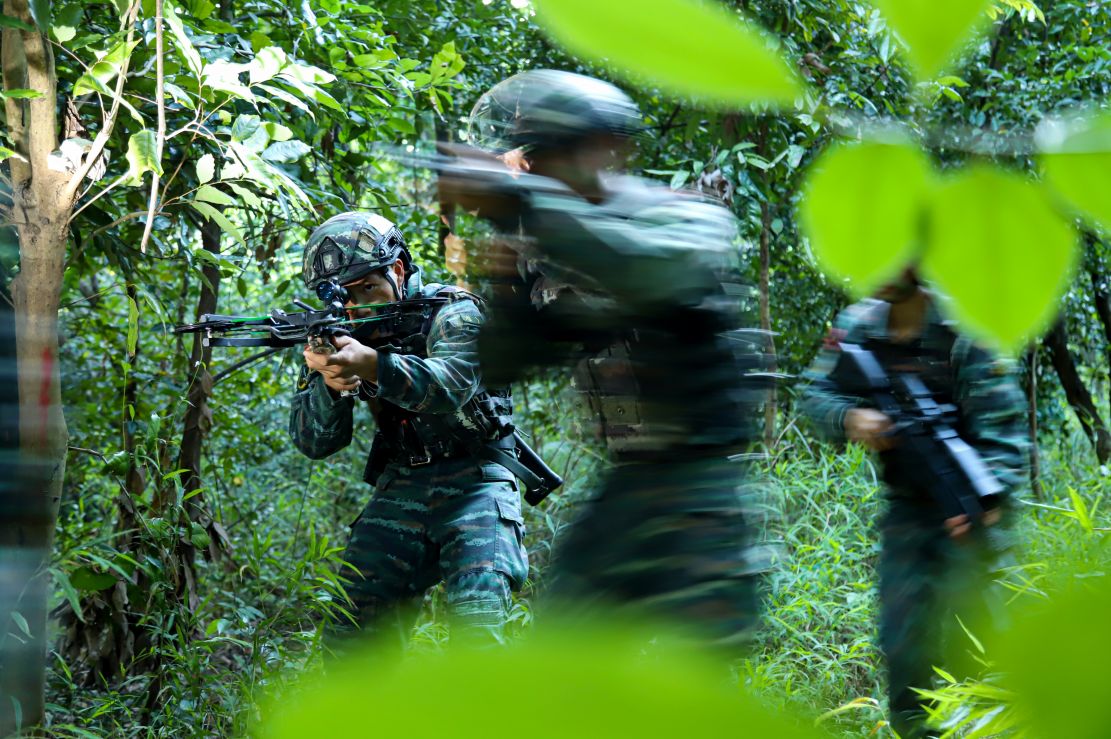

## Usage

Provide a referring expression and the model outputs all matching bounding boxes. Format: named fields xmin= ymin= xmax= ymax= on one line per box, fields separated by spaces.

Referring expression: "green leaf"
xmin=190 ymin=201 xmax=245 ymax=245
xmin=261 ymin=140 xmax=311 ymax=163
xmin=10 ymin=610 xmax=32 ymax=639
xmin=922 ymin=166 xmax=1078 ymax=353
xmin=0 ymin=14 xmax=36 ymax=31
xmin=127 ymin=295 xmax=138 ymax=356
xmin=52 ymin=568 xmax=85 ymax=622
xmin=1039 ymin=112 xmax=1111 ymax=232
xmin=164 ymin=2 xmax=203 ymax=78
xmin=0 ymin=88 xmax=42 ymax=99
xmin=232 ymin=114 xmax=262 ymax=142
xmin=28 ymin=0 xmax=49 ymax=32
xmin=50 ymin=3 xmax=82 ymax=42
xmin=532 ymin=0 xmax=802 ymax=107
xmin=226 ymin=182 xmax=263 ymax=209
xmin=799 ymin=140 xmax=932 ymax=297
xmin=196 ymin=184 xmax=236 ymax=206
xmin=125 ymin=130 xmax=163 ymax=184
xmin=189 ymin=522 xmax=211 ymax=549
xmin=204 ymin=60 xmax=256 ymax=101
xmin=264 ymin=122 xmax=293 ymax=142
xmin=70 ymin=566 xmax=117 ymax=592
xmin=0 ymin=146 xmax=16 ymax=161
xmin=249 ymin=46 xmax=288 ymax=85
xmin=196 ymin=153 xmax=215 ymax=184
xmin=873 ymin=0 xmax=994 ymax=82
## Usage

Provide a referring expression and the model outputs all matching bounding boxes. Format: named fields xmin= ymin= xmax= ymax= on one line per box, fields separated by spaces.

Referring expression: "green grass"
xmin=42 ymin=421 xmax=1110 ymax=737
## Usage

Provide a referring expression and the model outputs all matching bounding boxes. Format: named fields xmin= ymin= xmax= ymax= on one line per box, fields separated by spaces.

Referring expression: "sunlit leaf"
xmin=164 ymin=2 xmax=203 ymax=77
xmin=261 ymin=140 xmax=311 ymax=163
xmin=799 ymin=140 xmax=932 ymax=297
xmin=196 ymin=153 xmax=215 ymax=184
xmin=0 ymin=88 xmax=43 ymax=99
xmin=50 ymin=3 xmax=81 ymax=42
xmin=922 ymin=166 xmax=1077 ymax=353
xmin=1038 ymin=112 xmax=1111 ymax=232
xmin=249 ymin=46 xmax=288 ymax=85
xmin=532 ymin=0 xmax=803 ymax=107
xmin=196 ymin=184 xmax=236 ymax=206
xmin=125 ymin=129 xmax=164 ymax=185
xmin=190 ymin=201 xmax=245 ymax=245
xmin=873 ymin=0 xmax=994 ymax=82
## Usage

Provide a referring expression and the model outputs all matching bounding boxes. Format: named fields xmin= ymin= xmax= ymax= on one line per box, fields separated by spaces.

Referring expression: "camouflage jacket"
xmin=798 ymin=297 xmax=1031 ymax=494
xmin=480 ymin=173 xmax=768 ymax=455
xmin=289 ymin=284 xmax=486 ymax=461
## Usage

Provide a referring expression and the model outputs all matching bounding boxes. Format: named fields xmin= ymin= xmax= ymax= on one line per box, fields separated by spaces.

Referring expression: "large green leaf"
xmin=922 ymin=166 xmax=1077 ymax=353
xmin=1039 ymin=112 xmax=1111 ymax=233
xmin=873 ymin=0 xmax=994 ymax=82
xmin=258 ymin=621 xmax=829 ymax=739
xmin=532 ymin=0 xmax=802 ymax=107
xmin=196 ymin=153 xmax=215 ymax=184
xmin=799 ymin=140 xmax=932 ymax=297
xmin=164 ymin=2 xmax=203 ymax=78
xmin=125 ymin=129 xmax=163 ymax=185
xmin=190 ymin=201 xmax=244 ymax=245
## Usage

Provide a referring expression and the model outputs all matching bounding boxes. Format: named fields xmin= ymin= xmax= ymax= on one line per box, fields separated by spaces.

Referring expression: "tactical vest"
xmin=358 ymin=284 xmax=515 ymax=484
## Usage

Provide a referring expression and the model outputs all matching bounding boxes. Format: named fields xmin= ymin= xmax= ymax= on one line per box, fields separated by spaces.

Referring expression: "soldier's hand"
xmin=845 ymin=408 xmax=896 ymax=452
xmin=945 ymin=508 xmax=1002 ymax=539
xmin=304 ymin=335 xmax=378 ymax=390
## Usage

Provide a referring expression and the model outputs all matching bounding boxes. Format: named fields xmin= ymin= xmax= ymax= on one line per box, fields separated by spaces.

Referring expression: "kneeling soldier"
xmin=289 ymin=212 xmax=529 ymax=650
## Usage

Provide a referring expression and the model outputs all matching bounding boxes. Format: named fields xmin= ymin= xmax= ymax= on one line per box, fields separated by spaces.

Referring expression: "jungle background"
xmin=2 ymin=0 xmax=1110 ymax=735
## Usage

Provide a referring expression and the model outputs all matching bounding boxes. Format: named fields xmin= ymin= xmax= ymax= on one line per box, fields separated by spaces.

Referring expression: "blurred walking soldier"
xmin=800 ymin=269 xmax=1030 ymax=738
xmin=440 ymin=70 xmax=770 ymax=648
xmin=289 ymin=213 xmax=528 ymax=650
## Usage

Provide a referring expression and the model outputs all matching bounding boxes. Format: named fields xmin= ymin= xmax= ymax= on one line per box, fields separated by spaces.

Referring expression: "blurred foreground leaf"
xmin=923 ymin=166 xmax=1076 ymax=354
xmin=873 ymin=0 xmax=994 ymax=82
xmin=800 ymin=140 xmax=931 ymax=297
xmin=532 ymin=0 xmax=803 ymax=107
xmin=1039 ymin=112 xmax=1111 ymax=233
xmin=1000 ymin=580 xmax=1111 ymax=739
xmin=257 ymin=621 xmax=830 ymax=738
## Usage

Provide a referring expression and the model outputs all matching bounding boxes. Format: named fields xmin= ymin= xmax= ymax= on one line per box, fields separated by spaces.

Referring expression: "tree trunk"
xmin=1044 ymin=318 xmax=1111 ymax=464
xmin=3 ymin=216 xmax=70 ymax=732
xmin=758 ymin=196 xmax=777 ymax=448
xmin=170 ymin=219 xmax=230 ymax=586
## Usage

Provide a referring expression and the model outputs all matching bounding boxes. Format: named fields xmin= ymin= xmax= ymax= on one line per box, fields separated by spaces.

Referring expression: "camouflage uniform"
xmin=290 ymin=282 xmax=529 ymax=648
xmin=799 ymin=298 xmax=1030 ymax=738
xmin=480 ymin=173 xmax=768 ymax=648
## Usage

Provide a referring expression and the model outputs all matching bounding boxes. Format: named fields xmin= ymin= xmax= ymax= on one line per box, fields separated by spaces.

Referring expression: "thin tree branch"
xmin=138 ymin=0 xmax=167 ymax=255
xmin=61 ymin=0 xmax=141 ymax=205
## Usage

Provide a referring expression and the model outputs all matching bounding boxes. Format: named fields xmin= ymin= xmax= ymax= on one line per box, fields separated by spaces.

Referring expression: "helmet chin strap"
xmin=385 ymin=268 xmax=403 ymax=302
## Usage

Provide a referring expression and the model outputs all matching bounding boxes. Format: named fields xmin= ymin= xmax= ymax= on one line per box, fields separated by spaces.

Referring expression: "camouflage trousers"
xmin=329 ymin=457 xmax=529 ymax=651
xmin=879 ymin=494 xmax=1013 ymax=739
xmin=548 ymin=455 xmax=760 ymax=651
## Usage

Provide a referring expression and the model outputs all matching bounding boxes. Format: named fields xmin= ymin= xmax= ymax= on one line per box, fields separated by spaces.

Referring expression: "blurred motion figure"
xmin=442 ymin=70 xmax=771 ymax=649
xmin=800 ymin=267 xmax=1030 ymax=738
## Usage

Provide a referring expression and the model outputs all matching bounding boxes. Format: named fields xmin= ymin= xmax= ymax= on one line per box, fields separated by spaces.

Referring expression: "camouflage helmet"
xmin=301 ymin=212 xmax=410 ymax=289
xmin=468 ymin=70 xmax=643 ymax=154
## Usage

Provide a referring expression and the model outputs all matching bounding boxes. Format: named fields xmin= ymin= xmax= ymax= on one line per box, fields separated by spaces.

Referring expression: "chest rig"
xmin=356 ymin=285 xmax=514 ymax=484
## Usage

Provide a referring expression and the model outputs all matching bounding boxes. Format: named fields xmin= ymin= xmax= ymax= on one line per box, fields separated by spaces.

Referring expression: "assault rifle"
xmin=172 ymin=279 xmax=563 ymax=505
xmin=830 ymin=342 xmax=1003 ymax=523
xmin=171 ymin=279 xmax=448 ymax=354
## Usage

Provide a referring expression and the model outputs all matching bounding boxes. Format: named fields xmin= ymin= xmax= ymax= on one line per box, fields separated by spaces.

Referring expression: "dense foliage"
xmin=2 ymin=0 xmax=1110 ymax=736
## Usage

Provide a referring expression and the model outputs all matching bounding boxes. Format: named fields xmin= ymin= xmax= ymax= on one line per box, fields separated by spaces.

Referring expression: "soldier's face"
xmin=875 ymin=267 xmax=921 ymax=303
xmin=343 ymin=260 xmax=405 ymax=318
